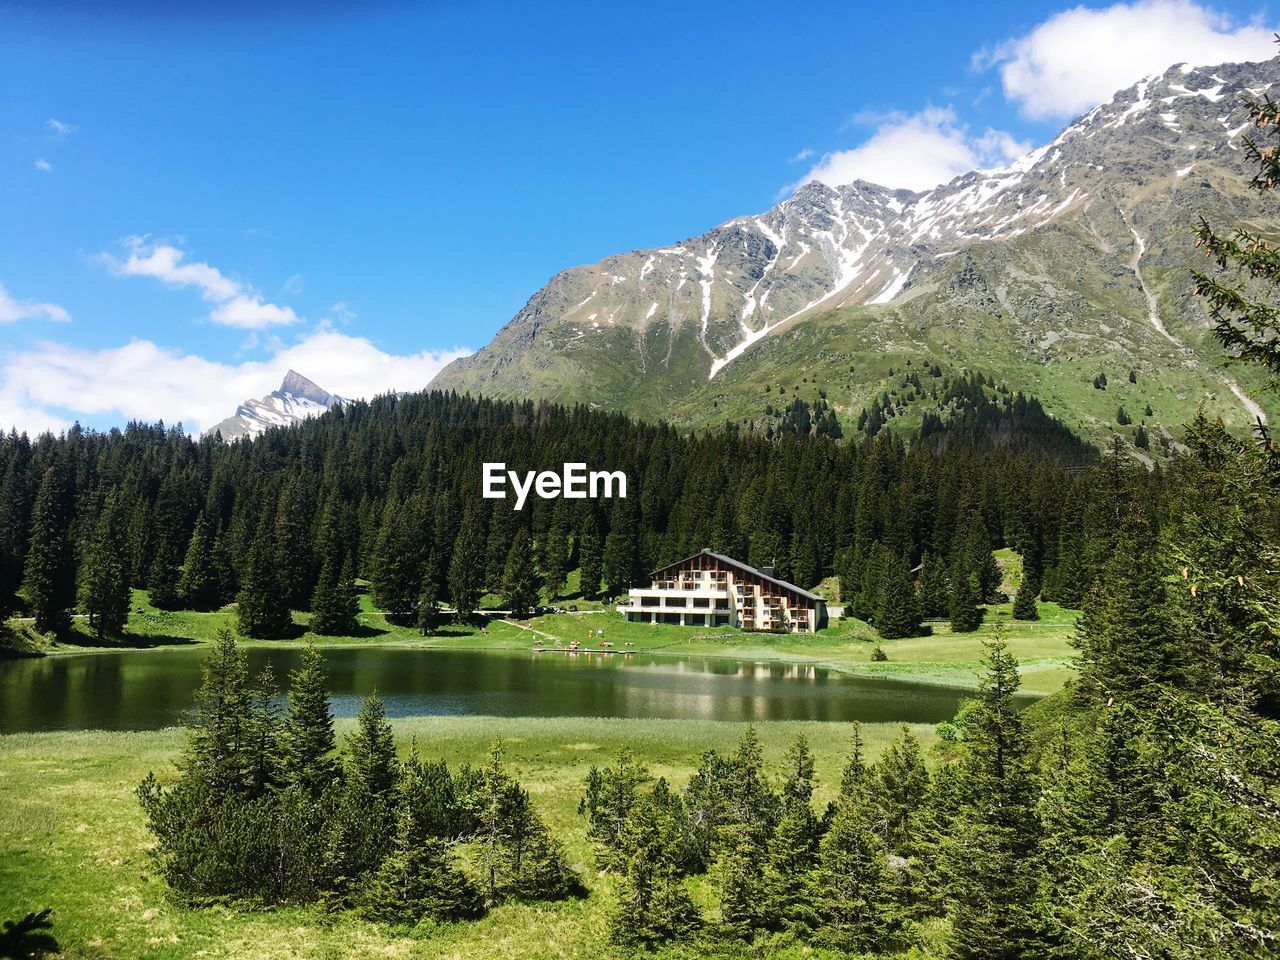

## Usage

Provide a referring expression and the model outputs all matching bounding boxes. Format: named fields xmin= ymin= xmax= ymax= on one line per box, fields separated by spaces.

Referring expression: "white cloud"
xmin=101 ymin=239 xmax=299 ymax=329
xmin=283 ymin=273 xmax=305 ymax=295
xmin=0 ymin=281 xmax=70 ymax=324
xmin=0 ymin=331 xmax=472 ymax=436
xmin=789 ymin=148 xmax=815 ymax=163
xmin=34 ymin=158 xmax=52 ymax=172
xmin=977 ymin=0 xmax=1278 ymax=121
xmin=45 ymin=118 xmax=76 ymax=138
xmin=209 ymin=294 xmax=301 ymax=330
xmin=793 ymin=107 xmax=1030 ymax=192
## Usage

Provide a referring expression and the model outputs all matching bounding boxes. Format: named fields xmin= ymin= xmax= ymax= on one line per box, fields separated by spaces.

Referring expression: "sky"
xmin=2 ymin=0 xmax=1277 ymax=435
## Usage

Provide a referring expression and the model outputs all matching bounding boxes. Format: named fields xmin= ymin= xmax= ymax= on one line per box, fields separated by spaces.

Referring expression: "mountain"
xmin=206 ymin=370 xmax=345 ymax=440
xmin=430 ymin=59 xmax=1280 ymax=444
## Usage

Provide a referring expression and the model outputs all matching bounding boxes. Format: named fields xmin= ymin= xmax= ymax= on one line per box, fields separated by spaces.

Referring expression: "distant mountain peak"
xmin=277 ymin=369 xmax=333 ymax=406
xmin=429 ymin=57 xmax=1277 ymax=437
xmin=206 ymin=371 xmax=345 ymax=440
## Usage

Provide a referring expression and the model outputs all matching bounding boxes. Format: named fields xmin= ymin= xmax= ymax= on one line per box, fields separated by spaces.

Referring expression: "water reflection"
xmin=0 ymin=647 xmax=1023 ymax=733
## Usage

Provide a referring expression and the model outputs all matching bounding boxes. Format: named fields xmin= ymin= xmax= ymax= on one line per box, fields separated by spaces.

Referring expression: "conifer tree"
xmin=948 ymin=554 xmax=982 ymax=633
xmin=237 ymin=529 xmax=293 ymax=639
xmin=944 ymin=630 xmax=1047 ymax=959
xmin=578 ymin=515 xmax=603 ymax=599
xmin=963 ymin=514 xmax=1002 ymax=601
xmin=714 ymin=824 xmax=766 ymax=939
xmin=1076 ymin=505 xmax=1185 ymax=702
xmin=273 ymin=477 xmax=315 ymax=610
xmin=448 ymin=504 xmax=485 ymax=621
xmin=762 ymin=736 xmax=821 ymax=930
xmin=279 ymin=644 xmax=337 ymax=794
xmin=21 ymin=466 xmax=75 ymax=634
xmin=501 ymin=529 xmax=539 ymax=617
xmin=579 ymin=748 xmax=651 ymax=870
xmin=147 ymin=539 xmax=183 ymax=610
xmin=184 ymin=629 xmax=256 ymax=794
xmin=875 ymin=552 xmax=922 ymax=639
xmin=345 ymin=693 xmax=399 ymax=798
xmin=540 ymin=518 xmax=569 ymax=600
xmin=79 ymin=492 xmax=130 ymax=639
xmin=416 ymin=550 xmax=440 ymax=635
xmin=918 ymin=550 xmax=950 ymax=619
xmin=602 ymin=513 xmax=637 ymax=598
xmin=310 ymin=555 xmax=358 ymax=636
xmin=1012 ymin=564 xmax=1040 ymax=621
xmin=178 ymin=513 xmax=222 ymax=610
xmin=812 ymin=776 xmax=892 ymax=953
xmin=370 ymin=499 xmax=423 ymax=621
xmin=609 ymin=788 xmax=703 ymax=947
xmin=359 ymin=806 xmax=484 ymax=923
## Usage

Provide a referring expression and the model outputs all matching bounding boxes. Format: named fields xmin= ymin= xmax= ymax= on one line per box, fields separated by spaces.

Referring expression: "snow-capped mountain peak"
xmin=206 ymin=370 xmax=345 ymax=440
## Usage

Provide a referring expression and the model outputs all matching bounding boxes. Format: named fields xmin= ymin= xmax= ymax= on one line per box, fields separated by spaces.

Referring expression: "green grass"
xmin=0 ymin=717 xmax=933 ymax=960
xmin=10 ymin=566 xmax=1079 ymax=697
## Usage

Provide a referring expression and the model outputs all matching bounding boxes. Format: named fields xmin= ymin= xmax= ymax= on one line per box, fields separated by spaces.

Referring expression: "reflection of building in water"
xmin=617 ymin=549 xmax=828 ymax=634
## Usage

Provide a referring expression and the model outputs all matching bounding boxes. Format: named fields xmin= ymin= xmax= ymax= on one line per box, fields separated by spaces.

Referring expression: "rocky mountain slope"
xmin=206 ymin=370 xmax=345 ymax=440
xmin=430 ymin=59 xmax=1279 ymax=442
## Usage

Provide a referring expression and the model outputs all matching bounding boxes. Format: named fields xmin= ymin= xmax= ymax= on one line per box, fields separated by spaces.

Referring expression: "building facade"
xmin=617 ymin=549 xmax=828 ymax=634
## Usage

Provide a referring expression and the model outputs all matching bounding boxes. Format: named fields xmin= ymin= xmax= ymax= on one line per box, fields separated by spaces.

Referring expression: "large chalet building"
xmin=617 ymin=549 xmax=828 ymax=634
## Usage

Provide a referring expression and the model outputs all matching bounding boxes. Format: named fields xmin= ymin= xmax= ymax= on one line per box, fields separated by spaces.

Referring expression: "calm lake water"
xmin=0 ymin=646 xmax=1012 ymax=733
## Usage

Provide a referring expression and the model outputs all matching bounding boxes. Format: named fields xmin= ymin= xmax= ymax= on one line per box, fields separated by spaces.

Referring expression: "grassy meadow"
xmin=1 ymin=551 xmax=1076 ymax=957
xmin=0 ymin=717 xmax=943 ymax=960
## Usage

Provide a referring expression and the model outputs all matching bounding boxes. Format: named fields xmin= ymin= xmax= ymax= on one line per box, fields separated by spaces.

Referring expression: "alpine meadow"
xmin=2 ymin=5 xmax=1280 ymax=960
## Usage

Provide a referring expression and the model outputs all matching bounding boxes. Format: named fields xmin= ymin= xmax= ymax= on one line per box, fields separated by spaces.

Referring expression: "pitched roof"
xmin=650 ymin=549 xmax=824 ymax=603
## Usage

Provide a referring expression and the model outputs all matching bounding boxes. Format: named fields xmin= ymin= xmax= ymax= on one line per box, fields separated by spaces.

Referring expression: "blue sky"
xmin=1 ymin=0 xmax=1276 ymax=433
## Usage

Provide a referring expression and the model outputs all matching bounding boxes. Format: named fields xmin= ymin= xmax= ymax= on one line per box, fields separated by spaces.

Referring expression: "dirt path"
xmin=1127 ymin=219 xmax=1266 ymax=424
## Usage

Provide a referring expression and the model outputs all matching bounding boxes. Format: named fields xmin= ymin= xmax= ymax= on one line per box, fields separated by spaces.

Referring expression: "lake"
xmin=0 ymin=646 xmax=1009 ymax=733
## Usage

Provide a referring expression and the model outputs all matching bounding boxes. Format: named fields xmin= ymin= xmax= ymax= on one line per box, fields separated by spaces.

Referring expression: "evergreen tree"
xmin=579 ymin=748 xmax=651 ymax=870
xmin=278 ymin=644 xmax=337 ymax=794
xmin=273 ymin=477 xmax=315 ymax=610
xmin=962 ymin=514 xmax=1002 ymax=601
xmin=370 ymin=499 xmax=423 ymax=621
xmin=21 ymin=466 xmax=75 ymax=634
xmin=1134 ymin=422 xmax=1149 ymax=449
xmin=310 ymin=555 xmax=359 ymax=636
xmin=812 ymin=779 xmax=892 ymax=953
xmin=602 ymin=512 xmax=637 ymax=598
xmin=1076 ymin=505 xmax=1185 ymax=702
xmin=448 ymin=505 xmax=486 ymax=621
xmin=762 ymin=735 xmax=821 ymax=931
xmin=237 ymin=529 xmax=293 ymax=639
xmin=875 ymin=552 xmax=923 ymax=639
xmin=948 ymin=553 xmax=982 ymax=633
xmin=178 ymin=513 xmax=222 ymax=610
xmin=183 ymin=629 xmax=257 ymax=794
xmin=540 ymin=518 xmax=569 ymax=600
xmin=577 ymin=516 xmax=603 ymax=600
xmin=714 ymin=824 xmax=766 ymax=939
xmin=501 ymin=529 xmax=540 ymax=617
xmin=346 ymin=693 xmax=399 ymax=799
xmin=1011 ymin=564 xmax=1040 ymax=621
xmin=944 ymin=630 xmax=1047 ymax=959
xmin=358 ymin=807 xmax=484 ymax=923
xmin=918 ymin=551 xmax=950 ymax=619
xmin=79 ymin=492 xmax=130 ymax=639
xmin=416 ymin=550 xmax=440 ymax=635
xmin=147 ymin=538 xmax=183 ymax=610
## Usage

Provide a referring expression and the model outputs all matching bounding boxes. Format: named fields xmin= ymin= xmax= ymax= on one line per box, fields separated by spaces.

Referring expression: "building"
xmin=617 ymin=549 xmax=828 ymax=633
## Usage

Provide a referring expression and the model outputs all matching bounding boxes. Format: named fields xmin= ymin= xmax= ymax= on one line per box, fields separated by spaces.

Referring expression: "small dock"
xmin=532 ymin=647 xmax=634 ymax=655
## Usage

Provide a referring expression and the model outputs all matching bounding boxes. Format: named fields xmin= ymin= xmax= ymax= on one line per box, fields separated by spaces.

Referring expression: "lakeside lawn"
xmin=0 ymin=716 xmax=941 ymax=960
xmin=7 ymin=558 xmax=1078 ymax=697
